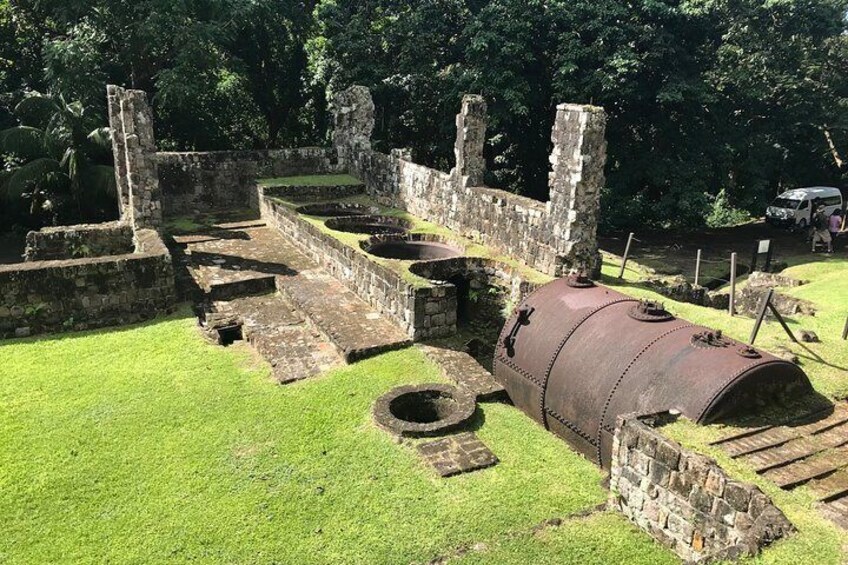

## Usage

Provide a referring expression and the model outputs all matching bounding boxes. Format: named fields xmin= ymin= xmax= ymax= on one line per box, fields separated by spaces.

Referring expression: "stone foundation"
xmin=260 ymin=192 xmax=455 ymax=340
xmin=157 ymin=148 xmax=342 ymax=215
xmin=335 ymin=86 xmax=607 ymax=278
xmin=0 ymin=229 xmax=176 ymax=338
xmin=610 ymin=413 xmax=794 ymax=562
xmin=24 ymin=221 xmax=135 ymax=261
xmin=107 ymin=85 xmax=162 ymax=230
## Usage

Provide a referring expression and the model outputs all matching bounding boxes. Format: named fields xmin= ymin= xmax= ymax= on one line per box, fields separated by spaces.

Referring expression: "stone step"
xmin=719 ymin=403 xmax=848 ymax=458
xmin=277 ymin=270 xmax=412 ymax=363
xmin=417 ymin=343 xmax=506 ymax=402
xmin=213 ymin=294 xmax=342 ymax=384
xmin=743 ymin=421 xmax=848 ymax=473
xmin=821 ymin=495 xmax=848 ymax=529
xmin=214 ymin=219 xmax=267 ymax=230
xmin=722 ymin=427 xmax=801 ymax=458
xmin=762 ymin=446 xmax=848 ymax=489
xmin=809 ymin=468 xmax=848 ymax=502
xmin=208 ymin=274 xmax=277 ymax=301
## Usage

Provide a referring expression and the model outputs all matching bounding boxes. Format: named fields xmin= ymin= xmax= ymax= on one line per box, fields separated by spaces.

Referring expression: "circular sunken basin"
xmin=373 ymin=383 xmax=476 ymax=437
xmin=295 ymin=202 xmax=377 ymax=217
xmin=325 ymin=215 xmax=412 ymax=235
xmin=364 ymin=236 xmax=463 ymax=261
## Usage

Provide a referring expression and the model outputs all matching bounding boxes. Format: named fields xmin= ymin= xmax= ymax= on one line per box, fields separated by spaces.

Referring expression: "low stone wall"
xmin=262 ymin=182 xmax=364 ymax=203
xmin=157 ymin=148 xmax=341 ymax=215
xmin=260 ymin=191 xmax=454 ymax=340
xmin=643 ymin=277 xmax=730 ymax=311
xmin=24 ymin=221 xmax=135 ymax=262
xmin=347 ymin=150 xmax=562 ymax=275
xmin=0 ymin=229 xmax=176 ymax=339
xmin=610 ymin=413 xmax=793 ymax=562
xmin=409 ymin=257 xmax=539 ymax=315
xmin=334 ymin=87 xmax=607 ymax=277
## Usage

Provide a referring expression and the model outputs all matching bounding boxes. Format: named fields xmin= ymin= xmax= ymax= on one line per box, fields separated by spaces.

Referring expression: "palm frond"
xmin=87 ymin=127 xmax=112 ymax=152
xmin=82 ymin=164 xmax=117 ymax=199
xmin=14 ymin=94 xmax=59 ymax=129
xmin=0 ymin=126 xmax=48 ymax=159
xmin=3 ymin=157 xmax=64 ymax=201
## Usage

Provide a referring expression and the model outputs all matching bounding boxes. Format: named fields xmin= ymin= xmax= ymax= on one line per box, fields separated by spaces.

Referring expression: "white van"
xmin=765 ymin=186 xmax=843 ymax=229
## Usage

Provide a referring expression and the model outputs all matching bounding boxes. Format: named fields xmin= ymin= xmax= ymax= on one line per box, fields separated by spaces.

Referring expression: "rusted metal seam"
xmin=495 ymin=355 xmax=546 ymax=388
xmin=694 ymin=360 xmax=787 ymax=423
xmin=539 ymin=298 xmax=637 ymax=430
xmin=595 ymin=323 xmax=696 ymax=465
xmin=545 ymin=408 xmax=598 ymax=446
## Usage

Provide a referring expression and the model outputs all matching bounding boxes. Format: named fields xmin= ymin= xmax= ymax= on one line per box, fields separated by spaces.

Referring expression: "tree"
xmin=0 ymin=92 xmax=115 ymax=227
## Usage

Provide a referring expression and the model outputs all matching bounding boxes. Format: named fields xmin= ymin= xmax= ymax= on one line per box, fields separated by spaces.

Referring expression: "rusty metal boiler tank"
xmin=493 ymin=276 xmax=812 ymax=468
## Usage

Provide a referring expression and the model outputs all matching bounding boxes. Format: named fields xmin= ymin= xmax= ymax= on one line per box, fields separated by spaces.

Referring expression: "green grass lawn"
xmin=258 ymin=174 xmax=363 ymax=187
xmin=0 ymin=311 xmax=674 ymax=564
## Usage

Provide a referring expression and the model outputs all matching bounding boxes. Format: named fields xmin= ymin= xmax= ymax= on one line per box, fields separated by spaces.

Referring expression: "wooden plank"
xmin=745 ymin=423 xmax=848 ymax=474
xmin=809 ymin=469 xmax=848 ymax=502
xmin=762 ymin=446 xmax=848 ymax=489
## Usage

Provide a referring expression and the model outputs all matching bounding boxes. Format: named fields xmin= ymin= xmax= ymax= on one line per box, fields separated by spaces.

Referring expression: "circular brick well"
xmin=325 ymin=215 xmax=412 ymax=235
xmin=296 ymin=202 xmax=378 ymax=217
xmin=373 ymin=383 xmax=476 ymax=437
xmin=362 ymin=234 xmax=464 ymax=261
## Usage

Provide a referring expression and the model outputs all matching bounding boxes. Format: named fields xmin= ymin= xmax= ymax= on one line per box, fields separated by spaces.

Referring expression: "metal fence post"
xmin=729 ymin=252 xmax=737 ymax=316
xmin=694 ymin=249 xmax=702 ymax=287
xmin=618 ymin=232 xmax=635 ymax=279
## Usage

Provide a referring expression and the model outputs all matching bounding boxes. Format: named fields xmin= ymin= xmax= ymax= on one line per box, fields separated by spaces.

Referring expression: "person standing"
xmin=830 ymin=209 xmax=843 ymax=250
xmin=812 ymin=201 xmax=833 ymax=253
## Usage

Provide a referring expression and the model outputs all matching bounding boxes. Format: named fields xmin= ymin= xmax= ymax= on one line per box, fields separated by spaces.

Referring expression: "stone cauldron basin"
xmin=325 ymin=215 xmax=413 ymax=236
xmin=373 ymin=383 xmax=476 ymax=437
xmin=361 ymin=234 xmax=464 ymax=261
xmin=296 ymin=202 xmax=378 ymax=217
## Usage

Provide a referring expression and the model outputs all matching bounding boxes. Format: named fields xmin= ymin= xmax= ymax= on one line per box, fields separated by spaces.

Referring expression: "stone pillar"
xmin=107 ymin=85 xmax=163 ymax=231
xmin=451 ymin=95 xmax=487 ymax=188
xmin=547 ymin=103 xmax=607 ymax=277
xmin=332 ymin=85 xmax=375 ymax=161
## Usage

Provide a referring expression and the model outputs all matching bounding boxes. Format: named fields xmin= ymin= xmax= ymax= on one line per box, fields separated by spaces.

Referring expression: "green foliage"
xmin=0 ymin=92 xmax=116 ymax=227
xmin=1 ymin=0 xmax=846 ymax=231
xmin=705 ymin=188 xmax=753 ymax=228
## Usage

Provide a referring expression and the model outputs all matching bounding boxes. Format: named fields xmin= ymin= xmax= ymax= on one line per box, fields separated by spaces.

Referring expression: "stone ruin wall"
xmin=610 ymin=413 xmax=794 ymax=562
xmin=107 ymin=85 xmax=163 ymax=230
xmin=334 ymin=86 xmax=607 ymax=277
xmin=259 ymin=192 xmax=455 ymax=340
xmin=24 ymin=221 xmax=135 ymax=262
xmin=157 ymin=148 xmax=342 ymax=216
xmin=1 ymin=86 xmax=177 ymax=340
xmin=0 ymin=229 xmax=176 ymax=339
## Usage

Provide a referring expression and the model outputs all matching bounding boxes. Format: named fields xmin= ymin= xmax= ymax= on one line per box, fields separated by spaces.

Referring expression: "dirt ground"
xmin=599 ymin=220 xmax=844 ymax=288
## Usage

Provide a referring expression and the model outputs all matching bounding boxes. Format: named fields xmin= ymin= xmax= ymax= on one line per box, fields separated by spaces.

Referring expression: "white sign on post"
xmin=758 ymin=240 xmax=771 ymax=254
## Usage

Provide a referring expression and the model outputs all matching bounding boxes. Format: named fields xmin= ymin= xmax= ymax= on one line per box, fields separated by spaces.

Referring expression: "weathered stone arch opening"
xmin=410 ymin=257 xmax=538 ymax=366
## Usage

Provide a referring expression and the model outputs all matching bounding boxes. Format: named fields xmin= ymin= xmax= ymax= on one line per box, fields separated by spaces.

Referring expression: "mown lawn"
xmin=258 ymin=174 xmax=362 ymax=187
xmin=0 ymin=312 xmax=674 ymax=564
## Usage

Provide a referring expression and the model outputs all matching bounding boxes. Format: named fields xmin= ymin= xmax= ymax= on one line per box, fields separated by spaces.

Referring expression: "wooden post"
xmin=729 ymin=252 xmax=737 ymax=316
xmin=843 ymin=314 xmax=848 ymax=341
xmin=694 ymin=249 xmax=702 ymax=287
xmin=618 ymin=232 xmax=634 ymax=279
xmin=749 ymin=288 xmax=799 ymax=345
xmin=749 ymin=288 xmax=773 ymax=345
xmin=750 ymin=242 xmax=759 ymax=274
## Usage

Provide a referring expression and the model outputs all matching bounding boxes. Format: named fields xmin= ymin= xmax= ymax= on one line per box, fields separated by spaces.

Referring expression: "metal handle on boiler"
xmin=503 ymin=306 xmax=535 ymax=355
